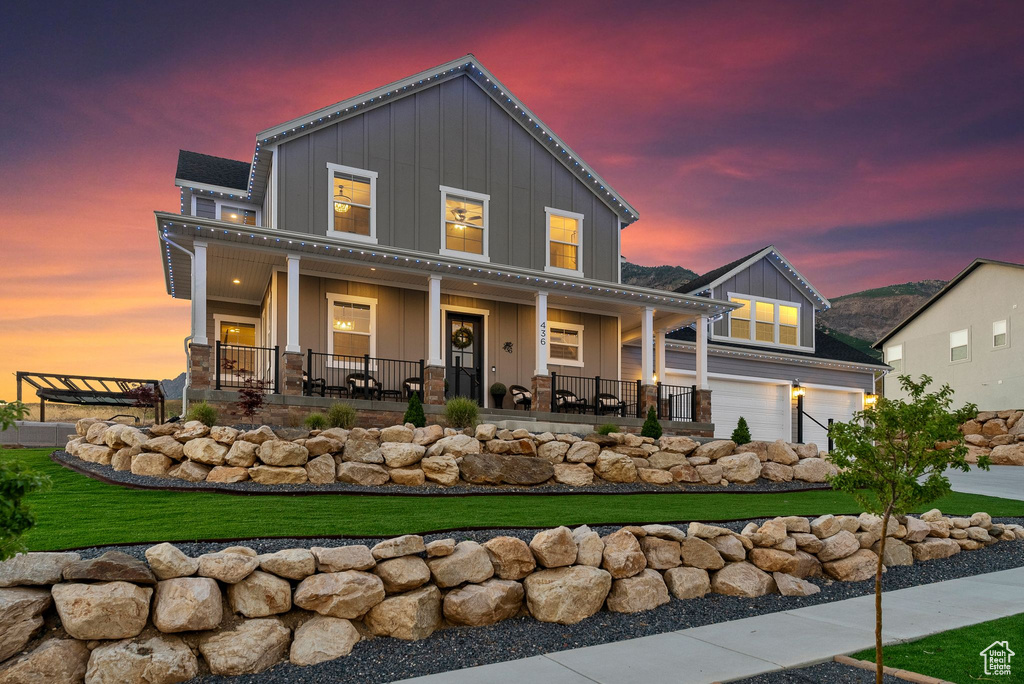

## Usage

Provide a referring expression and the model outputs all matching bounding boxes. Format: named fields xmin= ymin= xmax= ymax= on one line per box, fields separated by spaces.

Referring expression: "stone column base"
xmin=281 ymin=352 xmax=304 ymax=396
xmin=189 ymin=343 xmax=213 ymax=390
xmin=640 ymin=384 xmax=658 ymax=417
xmin=531 ymin=374 xmax=552 ymax=413
xmin=425 ymin=366 xmax=446 ymax=405
xmin=695 ymin=389 xmax=712 ymax=424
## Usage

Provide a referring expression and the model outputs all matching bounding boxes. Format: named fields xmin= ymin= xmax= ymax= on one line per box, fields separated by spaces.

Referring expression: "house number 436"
xmin=539 ymin=321 xmax=546 ymax=346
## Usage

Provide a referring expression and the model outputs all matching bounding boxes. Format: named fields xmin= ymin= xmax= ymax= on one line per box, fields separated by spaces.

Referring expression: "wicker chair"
xmin=346 ymin=372 xmax=382 ymax=400
xmin=403 ymin=377 xmax=423 ymax=401
xmin=509 ymin=385 xmax=532 ymax=410
xmin=554 ymin=389 xmax=587 ymax=413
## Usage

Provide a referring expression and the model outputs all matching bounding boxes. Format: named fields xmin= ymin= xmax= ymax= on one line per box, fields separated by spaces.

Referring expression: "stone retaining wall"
xmin=63 ymin=418 xmax=840 ymax=489
xmin=1 ymin=510 xmax=1021 ymax=682
xmin=962 ymin=409 xmax=1024 ymax=465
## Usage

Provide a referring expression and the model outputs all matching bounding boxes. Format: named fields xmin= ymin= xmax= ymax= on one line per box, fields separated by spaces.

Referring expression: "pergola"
xmin=15 ymin=371 xmax=166 ymax=423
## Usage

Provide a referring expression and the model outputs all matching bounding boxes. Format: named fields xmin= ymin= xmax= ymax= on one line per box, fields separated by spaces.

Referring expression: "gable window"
xmin=549 ymin=322 xmax=584 ymax=366
xmin=755 ymin=302 xmax=775 ymax=342
xmin=440 ymin=186 xmax=489 ymax=262
xmin=950 ymin=329 xmax=969 ymax=362
xmin=779 ymin=305 xmax=799 ymax=346
xmin=728 ymin=295 xmax=802 ymax=347
xmin=327 ymin=163 xmax=377 ymax=243
xmin=327 ymin=294 xmax=376 ymax=360
xmin=886 ymin=344 xmax=903 ymax=373
xmin=993 ymin=320 xmax=1008 ymax=348
xmin=729 ymin=298 xmax=751 ymax=339
xmin=221 ymin=206 xmax=256 ymax=226
xmin=545 ymin=208 xmax=584 ymax=276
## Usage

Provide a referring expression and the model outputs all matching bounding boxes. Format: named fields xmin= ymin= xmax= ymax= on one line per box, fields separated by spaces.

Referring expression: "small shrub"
xmin=327 ymin=402 xmax=357 ymax=430
xmin=236 ymin=377 xmax=269 ymax=422
xmin=403 ymin=393 xmax=426 ymax=428
xmin=731 ymin=417 xmax=752 ymax=445
xmin=597 ymin=423 xmax=619 ymax=435
xmin=0 ymin=400 xmax=29 ymax=432
xmin=0 ymin=460 xmax=51 ymax=560
xmin=186 ymin=401 xmax=217 ymax=427
xmin=444 ymin=397 xmax=479 ymax=429
xmin=641 ymin=406 xmax=662 ymax=439
xmin=489 ymin=382 xmax=507 ymax=396
xmin=304 ymin=412 xmax=327 ymax=430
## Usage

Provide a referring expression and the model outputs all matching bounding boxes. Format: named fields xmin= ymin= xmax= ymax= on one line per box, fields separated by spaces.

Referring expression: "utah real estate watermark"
xmin=980 ymin=641 xmax=1015 ymax=677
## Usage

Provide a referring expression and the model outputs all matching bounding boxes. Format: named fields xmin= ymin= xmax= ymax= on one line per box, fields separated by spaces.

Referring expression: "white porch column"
xmin=655 ymin=329 xmax=666 ymax=383
xmin=534 ymin=291 xmax=548 ymax=376
xmin=427 ymin=275 xmax=443 ymax=367
xmin=193 ymin=241 xmax=208 ymax=346
xmin=640 ymin=307 xmax=654 ymax=384
xmin=285 ymin=254 xmax=301 ymax=353
xmin=695 ymin=315 xmax=709 ymax=390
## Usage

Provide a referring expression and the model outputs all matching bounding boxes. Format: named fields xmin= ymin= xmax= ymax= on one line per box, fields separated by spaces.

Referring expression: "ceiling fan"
xmin=450 ymin=207 xmax=482 ymax=223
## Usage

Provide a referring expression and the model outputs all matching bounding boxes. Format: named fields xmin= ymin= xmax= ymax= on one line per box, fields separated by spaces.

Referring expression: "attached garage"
xmin=799 ymin=386 xmax=864 ymax=449
xmin=664 ymin=371 xmax=790 ymax=441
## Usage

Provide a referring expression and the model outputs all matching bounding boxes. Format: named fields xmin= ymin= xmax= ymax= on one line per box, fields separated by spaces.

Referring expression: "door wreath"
xmin=452 ymin=326 xmax=474 ymax=349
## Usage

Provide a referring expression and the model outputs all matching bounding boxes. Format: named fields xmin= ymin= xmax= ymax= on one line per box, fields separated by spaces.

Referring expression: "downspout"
xmin=160 ymin=235 xmax=195 ymax=416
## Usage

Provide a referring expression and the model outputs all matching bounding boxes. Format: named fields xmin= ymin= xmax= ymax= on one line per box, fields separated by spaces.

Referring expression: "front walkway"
xmin=401 ymin=567 xmax=1024 ymax=683
xmin=945 ymin=464 xmax=1024 ymax=501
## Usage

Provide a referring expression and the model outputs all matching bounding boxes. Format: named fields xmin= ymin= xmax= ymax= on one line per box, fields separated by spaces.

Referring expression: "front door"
xmin=446 ymin=312 xmax=483 ymax=404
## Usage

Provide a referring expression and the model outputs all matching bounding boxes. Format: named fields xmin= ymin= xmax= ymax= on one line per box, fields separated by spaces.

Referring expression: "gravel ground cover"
xmin=64 ymin=517 xmax=1024 ymax=684
xmin=53 ymin=450 xmax=829 ymax=496
xmin=730 ymin=661 xmax=904 ymax=683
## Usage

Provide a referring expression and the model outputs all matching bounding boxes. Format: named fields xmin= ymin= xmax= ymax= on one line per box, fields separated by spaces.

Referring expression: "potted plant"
xmin=490 ymin=382 xmax=507 ymax=408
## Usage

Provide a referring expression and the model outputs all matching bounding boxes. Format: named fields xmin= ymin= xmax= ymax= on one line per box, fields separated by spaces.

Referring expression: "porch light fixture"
xmin=791 ymin=384 xmax=806 ymax=399
xmin=232 ymin=279 xmax=241 ymax=284
xmin=864 ymin=394 xmax=878 ymax=408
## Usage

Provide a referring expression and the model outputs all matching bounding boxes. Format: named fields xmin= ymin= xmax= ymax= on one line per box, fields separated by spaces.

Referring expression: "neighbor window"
xmin=993 ymin=319 xmax=1008 ymax=348
xmin=546 ymin=208 xmax=584 ymax=275
xmin=728 ymin=295 xmax=801 ymax=347
xmin=440 ymin=186 xmax=489 ymax=260
xmin=729 ymin=298 xmax=751 ymax=339
xmin=327 ymin=294 xmax=375 ymax=359
xmin=221 ymin=206 xmax=256 ymax=226
xmin=219 ymin=321 xmax=256 ymax=346
xmin=886 ymin=344 xmax=903 ymax=373
xmin=327 ymin=163 xmax=377 ymax=242
xmin=950 ymin=329 xmax=969 ymax=362
xmin=549 ymin=323 xmax=584 ymax=366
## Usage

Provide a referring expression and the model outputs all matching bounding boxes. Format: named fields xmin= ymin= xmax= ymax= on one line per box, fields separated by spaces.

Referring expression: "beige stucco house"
xmin=874 ymin=258 xmax=1024 ymax=410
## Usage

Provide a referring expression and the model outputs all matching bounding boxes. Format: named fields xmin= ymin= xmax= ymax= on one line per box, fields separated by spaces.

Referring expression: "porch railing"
xmin=550 ymin=373 xmax=643 ymax=418
xmin=656 ymin=383 xmax=696 ymax=422
xmin=305 ymin=351 xmax=424 ymax=401
xmin=215 ymin=342 xmax=279 ymax=393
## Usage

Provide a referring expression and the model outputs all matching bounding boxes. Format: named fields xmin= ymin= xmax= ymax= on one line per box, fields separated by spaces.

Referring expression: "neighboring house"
xmin=874 ymin=258 xmax=1024 ymax=410
xmin=156 ymin=55 xmax=736 ymax=430
xmin=624 ymin=246 xmax=889 ymax=444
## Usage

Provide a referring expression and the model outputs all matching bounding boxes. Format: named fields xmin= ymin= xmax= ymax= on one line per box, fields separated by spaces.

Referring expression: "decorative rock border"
xmin=962 ymin=409 xmax=1024 ymax=465
xmin=63 ymin=418 xmax=841 ymax=491
xmin=1 ymin=509 xmax=1021 ymax=682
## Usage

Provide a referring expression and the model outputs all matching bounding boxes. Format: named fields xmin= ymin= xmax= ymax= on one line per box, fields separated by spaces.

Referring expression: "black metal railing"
xmin=550 ymin=373 xmax=643 ymax=418
xmin=215 ymin=342 xmax=279 ymax=393
xmin=656 ymin=383 xmax=696 ymax=422
xmin=448 ymin=358 xmax=481 ymax=401
xmin=305 ymin=351 xmax=424 ymax=402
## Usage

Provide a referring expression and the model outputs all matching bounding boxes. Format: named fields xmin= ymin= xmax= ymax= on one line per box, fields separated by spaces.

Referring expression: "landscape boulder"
xmin=289 ymin=616 xmax=361 ymax=666
xmin=606 ymin=569 xmax=670 ymax=613
xmin=227 ymin=570 xmax=293 ymax=617
xmin=152 ymin=577 xmax=223 ymax=632
xmin=523 ymin=565 xmax=612 ymax=624
xmin=51 ymin=581 xmax=152 ymax=640
xmin=364 ymin=585 xmax=442 ymax=641
xmin=601 ymin=529 xmax=647 ymax=578
xmin=293 ymin=571 xmax=386 ymax=618
xmin=85 ymin=635 xmax=199 ymax=684
xmin=427 ymin=541 xmax=494 ymax=588
xmin=443 ymin=578 xmax=524 ymax=626
xmin=199 ymin=618 xmax=291 ymax=676
xmin=529 ymin=527 xmax=578 ymax=568
xmin=710 ymin=562 xmax=777 ymax=597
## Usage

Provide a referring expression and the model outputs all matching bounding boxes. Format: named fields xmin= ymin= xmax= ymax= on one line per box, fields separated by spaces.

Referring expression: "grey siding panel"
xmin=195 ymin=197 xmax=216 ymax=219
xmin=441 ymin=79 xmax=464 ymax=189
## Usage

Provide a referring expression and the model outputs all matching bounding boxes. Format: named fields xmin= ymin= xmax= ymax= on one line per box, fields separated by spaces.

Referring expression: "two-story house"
xmin=874 ymin=258 xmax=1023 ymax=410
xmin=156 ymin=55 xmax=736 ymax=432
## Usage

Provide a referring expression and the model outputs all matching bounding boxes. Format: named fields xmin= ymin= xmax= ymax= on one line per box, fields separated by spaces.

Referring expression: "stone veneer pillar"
xmin=189 ymin=343 xmax=213 ymax=390
xmin=640 ymin=384 xmax=658 ymax=416
xmin=531 ymin=374 xmax=552 ymax=413
xmin=694 ymin=388 xmax=713 ymax=424
xmin=281 ymin=352 xmax=305 ymax=396
xmin=424 ymin=366 xmax=446 ymax=405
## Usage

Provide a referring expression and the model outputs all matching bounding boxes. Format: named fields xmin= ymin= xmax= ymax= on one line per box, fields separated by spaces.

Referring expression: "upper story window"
xmin=327 ymin=163 xmax=377 ymax=243
xmin=886 ymin=344 xmax=903 ymax=373
xmin=728 ymin=295 xmax=802 ymax=348
xmin=545 ymin=208 xmax=584 ymax=277
xmin=327 ymin=293 xmax=376 ymax=360
xmin=549 ymin=322 xmax=584 ymax=366
xmin=221 ymin=206 xmax=256 ymax=226
xmin=440 ymin=186 xmax=489 ymax=262
xmin=950 ymin=328 xmax=969 ymax=362
xmin=993 ymin=319 xmax=1008 ymax=348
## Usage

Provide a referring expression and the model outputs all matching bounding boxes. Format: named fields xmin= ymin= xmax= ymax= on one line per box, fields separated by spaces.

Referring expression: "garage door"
xmin=664 ymin=373 xmax=790 ymax=441
xmin=800 ymin=387 xmax=863 ymax=449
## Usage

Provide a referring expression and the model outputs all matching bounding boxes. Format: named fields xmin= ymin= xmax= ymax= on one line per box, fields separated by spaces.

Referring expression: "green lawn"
xmin=7 ymin=447 xmax=1024 ymax=551
xmin=852 ymin=614 xmax=1024 ymax=683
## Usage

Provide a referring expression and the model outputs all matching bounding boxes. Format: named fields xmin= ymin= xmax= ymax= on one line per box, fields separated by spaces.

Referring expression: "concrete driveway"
xmin=945 ymin=464 xmax=1024 ymax=501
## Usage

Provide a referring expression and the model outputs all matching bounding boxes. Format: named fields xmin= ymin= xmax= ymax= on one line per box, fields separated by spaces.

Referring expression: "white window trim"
xmin=212 ymin=314 xmax=263 ymax=383
xmin=544 ymin=207 xmax=585 ymax=277
xmin=326 ymin=162 xmax=378 ymax=244
xmin=720 ymin=292 xmax=811 ymax=352
xmin=192 ymin=195 xmax=262 ymax=225
xmin=950 ymin=328 xmax=970 ymax=364
xmin=993 ymin=319 xmax=1009 ymax=349
xmin=439 ymin=185 xmax=490 ymax=263
xmin=326 ymin=292 xmax=377 ymax=368
xmin=548 ymin=320 xmax=585 ymax=368
xmin=885 ymin=344 xmax=903 ymax=373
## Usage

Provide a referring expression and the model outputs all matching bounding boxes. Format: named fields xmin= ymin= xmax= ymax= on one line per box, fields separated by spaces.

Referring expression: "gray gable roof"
xmin=675 ymin=246 xmax=769 ymax=295
xmin=175 ymin=150 xmax=250 ymax=191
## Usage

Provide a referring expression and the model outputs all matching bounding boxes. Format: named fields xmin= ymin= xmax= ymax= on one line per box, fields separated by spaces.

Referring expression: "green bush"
xmin=403 ymin=393 xmax=426 ymax=428
xmin=731 ymin=417 xmax=752 ymax=445
xmin=597 ymin=423 xmax=619 ymax=435
xmin=186 ymin=401 xmax=218 ymax=427
xmin=489 ymin=383 xmax=507 ymax=396
xmin=304 ymin=412 xmax=327 ymax=430
xmin=641 ymin=406 xmax=662 ymax=439
xmin=327 ymin=402 xmax=358 ymax=430
xmin=0 ymin=460 xmax=51 ymax=560
xmin=444 ymin=397 xmax=479 ymax=429
xmin=0 ymin=400 xmax=29 ymax=432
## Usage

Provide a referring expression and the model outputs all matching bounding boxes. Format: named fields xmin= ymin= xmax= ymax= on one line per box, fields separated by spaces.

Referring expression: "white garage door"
xmin=800 ymin=387 xmax=863 ymax=449
xmin=664 ymin=373 xmax=790 ymax=441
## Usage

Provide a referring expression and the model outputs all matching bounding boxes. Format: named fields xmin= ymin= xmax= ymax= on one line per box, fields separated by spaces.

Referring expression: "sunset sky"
xmin=1 ymin=1 xmax=1022 ymax=401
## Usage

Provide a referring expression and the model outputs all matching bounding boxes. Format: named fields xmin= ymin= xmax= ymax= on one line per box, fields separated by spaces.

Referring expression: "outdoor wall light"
xmin=232 ymin=279 xmax=241 ymax=284
xmin=791 ymin=385 xmax=806 ymax=399
xmin=864 ymin=394 xmax=879 ymax=408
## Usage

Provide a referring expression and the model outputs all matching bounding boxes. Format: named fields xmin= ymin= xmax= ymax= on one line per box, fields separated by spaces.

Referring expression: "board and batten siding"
xmin=275 ymin=75 xmax=620 ymax=281
xmin=710 ymin=256 xmax=816 ymax=348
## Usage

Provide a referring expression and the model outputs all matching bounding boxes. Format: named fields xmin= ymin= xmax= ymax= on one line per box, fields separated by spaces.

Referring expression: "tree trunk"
xmin=875 ymin=508 xmax=893 ymax=684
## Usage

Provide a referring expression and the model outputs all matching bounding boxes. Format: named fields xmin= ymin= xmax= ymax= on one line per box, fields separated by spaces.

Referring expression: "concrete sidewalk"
xmin=401 ymin=566 xmax=1024 ymax=684
xmin=945 ymin=464 xmax=1024 ymax=501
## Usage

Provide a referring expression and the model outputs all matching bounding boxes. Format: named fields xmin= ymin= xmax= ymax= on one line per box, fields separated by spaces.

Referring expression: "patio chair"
xmin=554 ymin=389 xmax=587 ymax=413
xmin=595 ymin=392 xmax=627 ymax=417
xmin=403 ymin=377 xmax=424 ymax=401
xmin=509 ymin=385 xmax=532 ymax=410
xmin=346 ymin=372 xmax=382 ymax=400
xmin=303 ymin=371 xmax=327 ymax=397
